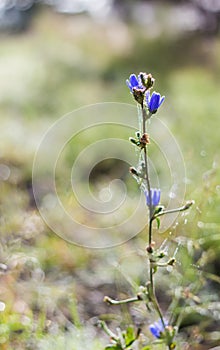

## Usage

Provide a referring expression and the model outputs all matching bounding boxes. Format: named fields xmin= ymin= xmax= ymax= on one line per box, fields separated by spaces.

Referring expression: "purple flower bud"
xmin=146 ymin=90 xmax=165 ymax=114
xmin=145 ymin=188 xmax=161 ymax=207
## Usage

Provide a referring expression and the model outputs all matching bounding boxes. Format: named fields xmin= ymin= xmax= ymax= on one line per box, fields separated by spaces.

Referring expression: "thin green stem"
xmin=141 ymin=105 xmax=153 ymax=223
xmin=153 ymin=200 xmax=194 ymax=220
xmin=149 ymin=218 xmax=154 ymax=287
xmin=98 ymin=320 xmax=118 ymax=341
xmin=149 ymin=217 xmax=153 ymax=247
xmin=152 ymin=296 xmax=166 ymax=328
xmin=140 ymin=104 xmax=166 ymax=332
xmin=104 ymin=295 xmax=140 ymax=305
xmin=141 ymin=106 xmax=155 ymax=292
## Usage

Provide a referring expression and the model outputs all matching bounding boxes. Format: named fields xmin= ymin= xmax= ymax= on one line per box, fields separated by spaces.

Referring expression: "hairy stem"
xmin=141 ymin=105 xmax=153 ymax=227
xmin=141 ymin=104 xmax=166 ymax=330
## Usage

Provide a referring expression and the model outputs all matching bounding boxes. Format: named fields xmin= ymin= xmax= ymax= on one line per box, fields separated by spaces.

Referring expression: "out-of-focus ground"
xmin=0 ymin=1 xmax=220 ymax=349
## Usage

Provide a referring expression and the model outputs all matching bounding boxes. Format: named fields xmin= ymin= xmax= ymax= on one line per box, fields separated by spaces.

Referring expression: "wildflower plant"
xmin=100 ymin=72 xmax=194 ymax=350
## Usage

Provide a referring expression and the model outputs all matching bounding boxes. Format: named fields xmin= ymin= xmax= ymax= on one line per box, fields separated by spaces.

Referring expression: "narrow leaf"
xmin=156 ymin=217 xmax=160 ymax=229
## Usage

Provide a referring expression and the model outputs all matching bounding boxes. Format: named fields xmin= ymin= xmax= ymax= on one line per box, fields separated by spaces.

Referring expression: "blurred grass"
xmin=0 ymin=6 xmax=220 ymax=349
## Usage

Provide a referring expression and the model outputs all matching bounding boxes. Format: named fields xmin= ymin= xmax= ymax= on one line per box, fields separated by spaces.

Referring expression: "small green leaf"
xmin=153 ymin=265 xmax=158 ymax=274
xmin=141 ymin=346 xmax=151 ymax=350
xmin=105 ymin=345 xmax=122 ymax=350
xmin=125 ymin=326 xmax=136 ymax=346
xmin=156 ymin=217 xmax=160 ymax=229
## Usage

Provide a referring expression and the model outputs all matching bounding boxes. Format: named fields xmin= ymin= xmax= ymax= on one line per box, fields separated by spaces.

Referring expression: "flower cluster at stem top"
xmin=126 ymin=72 xmax=165 ymax=114
xmin=127 ymin=72 xmax=164 ymax=209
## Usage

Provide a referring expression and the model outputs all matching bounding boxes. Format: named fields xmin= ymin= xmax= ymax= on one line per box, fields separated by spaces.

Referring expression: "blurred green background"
xmin=0 ymin=1 xmax=220 ymax=349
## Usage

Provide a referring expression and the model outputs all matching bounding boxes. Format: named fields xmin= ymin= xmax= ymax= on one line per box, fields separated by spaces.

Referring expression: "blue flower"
xmin=146 ymin=90 xmax=165 ymax=114
xmin=149 ymin=319 xmax=168 ymax=339
xmin=145 ymin=188 xmax=161 ymax=207
xmin=126 ymin=73 xmax=144 ymax=92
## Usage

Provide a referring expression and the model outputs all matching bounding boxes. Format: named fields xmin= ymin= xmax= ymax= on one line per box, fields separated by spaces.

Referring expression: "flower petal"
xmin=129 ymin=74 xmax=139 ymax=88
xmin=159 ymin=95 xmax=165 ymax=107
xmin=149 ymin=324 xmax=160 ymax=338
xmin=126 ymin=79 xmax=132 ymax=91
xmin=144 ymin=188 xmax=161 ymax=207
xmin=150 ymin=93 xmax=160 ymax=112
xmin=146 ymin=91 xmax=165 ymax=114
xmin=126 ymin=73 xmax=145 ymax=93
xmin=146 ymin=90 xmax=150 ymax=106
xmin=149 ymin=319 xmax=168 ymax=339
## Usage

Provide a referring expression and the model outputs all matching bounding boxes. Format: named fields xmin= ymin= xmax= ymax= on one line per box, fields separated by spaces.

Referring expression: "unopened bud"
xmin=168 ymin=258 xmax=176 ymax=266
xmin=139 ymin=72 xmax=155 ymax=90
xmin=129 ymin=167 xmax=139 ymax=176
xmin=146 ymin=243 xmax=154 ymax=254
xmin=133 ymin=88 xmax=145 ymax=105
xmin=158 ymin=251 xmax=166 ymax=259
xmin=140 ymin=133 xmax=150 ymax=146
xmin=184 ymin=200 xmax=195 ymax=209
xmin=129 ymin=137 xmax=137 ymax=145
